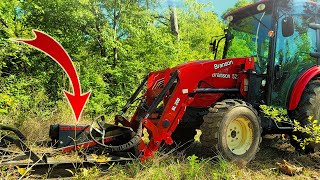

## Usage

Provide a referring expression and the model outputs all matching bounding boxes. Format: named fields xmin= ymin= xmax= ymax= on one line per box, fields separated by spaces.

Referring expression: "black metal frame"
xmin=120 ymin=75 xmax=148 ymax=115
xmin=213 ymin=29 xmax=234 ymax=60
xmin=194 ymin=88 xmax=239 ymax=94
xmin=0 ymin=125 xmax=46 ymax=163
xmin=119 ymin=71 xmax=179 ymax=119
xmin=143 ymin=71 xmax=179 ymax=118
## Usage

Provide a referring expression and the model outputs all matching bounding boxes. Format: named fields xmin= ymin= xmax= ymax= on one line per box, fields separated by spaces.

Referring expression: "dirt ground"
xmin=247 ymin=135 xmax=320 ymax=179
xmin=182 ymin=133 xmax=320 ymax=179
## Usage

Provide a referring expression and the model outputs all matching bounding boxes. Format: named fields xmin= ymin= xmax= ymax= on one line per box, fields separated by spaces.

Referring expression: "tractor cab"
xmin=219 ymin=0 xmax=320 ymax=109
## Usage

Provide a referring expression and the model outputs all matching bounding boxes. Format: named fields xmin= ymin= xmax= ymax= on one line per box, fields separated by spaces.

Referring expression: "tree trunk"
xmin=170 ymin=7 xmax=179 ymax=41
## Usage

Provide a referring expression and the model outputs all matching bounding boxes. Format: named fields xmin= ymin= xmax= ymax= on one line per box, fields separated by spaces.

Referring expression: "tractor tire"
xmin=291 ymin=78 xmax=320 ymax=153
xmin=200 ymin=99 xmax=262 ymax=165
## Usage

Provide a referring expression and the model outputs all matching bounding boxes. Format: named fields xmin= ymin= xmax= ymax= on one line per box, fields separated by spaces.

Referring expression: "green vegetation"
xmin=260 ymin=105 xmax=320 ymax=150
xmin=59 ymin=153 xmax=239 ymax=180
xmin=0 ymin=0 xmax=228 ymax=128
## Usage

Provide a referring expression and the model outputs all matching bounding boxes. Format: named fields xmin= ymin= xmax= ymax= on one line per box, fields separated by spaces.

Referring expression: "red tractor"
xmin=83 ymin=0 xmax=320 ymax=164
xmin=1 ymin=0 xmax=320 ymax=167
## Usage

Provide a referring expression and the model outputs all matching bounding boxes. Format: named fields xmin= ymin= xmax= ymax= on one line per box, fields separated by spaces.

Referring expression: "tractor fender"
xmin=288 ymin=66 xmax=320 ymax=110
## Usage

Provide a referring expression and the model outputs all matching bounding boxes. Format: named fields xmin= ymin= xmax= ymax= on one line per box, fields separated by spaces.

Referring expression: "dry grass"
xmin=1 ymin=135 xmax=320 ymax=179
xmin=1 ymin=110 xmax=320 ymax=180
xmin=96 ymin=138 xmax=320 ymax=180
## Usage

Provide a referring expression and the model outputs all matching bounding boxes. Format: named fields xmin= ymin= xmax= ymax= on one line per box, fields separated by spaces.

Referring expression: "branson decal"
xmin=214 ymin=60 xmax=233 ymax=69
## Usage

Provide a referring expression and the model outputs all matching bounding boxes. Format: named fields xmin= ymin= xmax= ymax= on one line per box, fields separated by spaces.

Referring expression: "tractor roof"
xmin=224 ymin=0 xmax=272 ymax=24
xmin=224 ymin=0 xmax=320 ymax=24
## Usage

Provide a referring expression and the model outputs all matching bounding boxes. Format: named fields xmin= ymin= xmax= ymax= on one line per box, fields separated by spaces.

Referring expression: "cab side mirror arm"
xmin=309 ymin=23 xmax=320 ymax=64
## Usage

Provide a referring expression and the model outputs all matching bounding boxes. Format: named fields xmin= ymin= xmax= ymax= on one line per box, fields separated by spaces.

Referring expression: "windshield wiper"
xmin=250 ymin=13 xmax=270 ymax=30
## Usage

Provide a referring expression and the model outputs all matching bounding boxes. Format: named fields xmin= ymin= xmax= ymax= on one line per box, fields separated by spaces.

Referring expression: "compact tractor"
xmin=1 ymin=0 xmax=320 ymax=169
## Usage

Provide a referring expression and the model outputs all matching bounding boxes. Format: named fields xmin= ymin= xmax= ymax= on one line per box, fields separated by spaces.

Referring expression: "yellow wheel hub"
xmin=226 ymin=116 xmax=253 ymax=155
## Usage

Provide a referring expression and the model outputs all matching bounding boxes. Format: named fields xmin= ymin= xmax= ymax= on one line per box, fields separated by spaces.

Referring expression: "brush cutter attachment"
xmin=49 ymin=115 xmax=138 ymax=157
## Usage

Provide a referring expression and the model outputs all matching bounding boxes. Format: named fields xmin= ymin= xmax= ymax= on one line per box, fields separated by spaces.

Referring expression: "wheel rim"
xmin=226 ymin=116 xmax=253 ymax=155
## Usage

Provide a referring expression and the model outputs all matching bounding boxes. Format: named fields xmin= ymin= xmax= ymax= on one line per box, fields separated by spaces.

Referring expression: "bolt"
xmin=155 ymin=141 xmax=159 ymax=145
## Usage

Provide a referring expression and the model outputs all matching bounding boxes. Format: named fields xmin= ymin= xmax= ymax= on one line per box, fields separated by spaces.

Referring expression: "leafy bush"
xmin=260 ymin=105 xmax=320 ymax=150
xmin=292 ymin=116 xmax=320 ymax=148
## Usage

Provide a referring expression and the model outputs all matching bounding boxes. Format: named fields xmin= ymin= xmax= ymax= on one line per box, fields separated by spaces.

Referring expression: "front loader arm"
xmin=138 ymin=70 xmax=194 ymax=160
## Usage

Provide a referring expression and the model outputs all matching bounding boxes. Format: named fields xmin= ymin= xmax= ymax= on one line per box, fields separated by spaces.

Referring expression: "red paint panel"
xmin=62 ymin=141 xmax=97 ymax=153
xmin=288 ymin=66 xmax=320 ymax=110
xmin=61 ymin=137 xmax=114 ymax=153
xmin=59 ymin=126 xmax=90 ymax=131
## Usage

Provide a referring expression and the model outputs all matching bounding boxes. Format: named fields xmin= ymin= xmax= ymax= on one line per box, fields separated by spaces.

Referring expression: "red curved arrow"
xmin=14 ymin=30 xmax=91 ymax=122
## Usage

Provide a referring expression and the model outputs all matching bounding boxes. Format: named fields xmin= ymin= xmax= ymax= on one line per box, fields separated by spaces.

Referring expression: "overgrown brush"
xmin=260 ymin=105 xmax=320 ymax=150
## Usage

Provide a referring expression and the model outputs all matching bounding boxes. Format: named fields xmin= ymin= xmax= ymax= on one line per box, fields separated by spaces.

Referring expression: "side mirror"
xmin=282 ymin=16 xmax=294 ymax=37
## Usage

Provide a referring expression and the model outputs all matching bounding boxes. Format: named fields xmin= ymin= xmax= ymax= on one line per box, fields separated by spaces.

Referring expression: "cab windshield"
xmin=227 ymin=10 xmax=272 ymax=74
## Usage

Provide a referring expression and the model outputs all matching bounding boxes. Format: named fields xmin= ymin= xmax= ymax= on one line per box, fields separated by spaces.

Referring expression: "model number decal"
xmin=171 ymin=98 xmax=180 ymax=111
xmin=214 ymin=60 xmax=233 ymax=69
xmin=212 ymin=73 xmax=230 ymax=79
xmin=211 ymin=73 xmax=238 ymax=79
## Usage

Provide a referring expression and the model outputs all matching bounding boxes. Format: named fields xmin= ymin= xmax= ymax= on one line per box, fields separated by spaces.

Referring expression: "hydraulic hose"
xmin=89 ymin=115 xmax=143 ymax=152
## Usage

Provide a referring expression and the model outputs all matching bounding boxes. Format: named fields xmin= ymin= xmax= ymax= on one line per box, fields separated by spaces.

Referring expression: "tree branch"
xmin=0 ymin=17 xmax=9 ymax=28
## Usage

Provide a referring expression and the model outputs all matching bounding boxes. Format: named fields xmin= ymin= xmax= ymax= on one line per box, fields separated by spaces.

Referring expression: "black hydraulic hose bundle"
xmin=89 ymin=113 xmax=143 ymax=152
